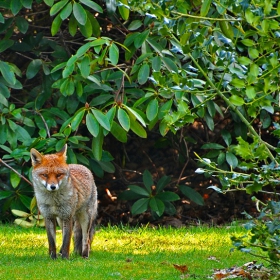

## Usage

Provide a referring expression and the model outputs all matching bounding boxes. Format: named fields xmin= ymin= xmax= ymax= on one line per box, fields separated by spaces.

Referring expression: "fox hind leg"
xmin=73 ymin=221 xmax=83 ymax=256
xmin=75 ymin=211 xmax=93 ymax=258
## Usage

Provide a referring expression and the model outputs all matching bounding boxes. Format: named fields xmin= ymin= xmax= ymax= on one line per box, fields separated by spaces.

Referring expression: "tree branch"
xmin=0 ymin=158 xmax=33 ymax=186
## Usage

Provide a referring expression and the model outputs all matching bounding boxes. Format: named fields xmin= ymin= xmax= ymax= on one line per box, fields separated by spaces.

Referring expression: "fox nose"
xmin=50 ymin=185 xmax=56 ymax=190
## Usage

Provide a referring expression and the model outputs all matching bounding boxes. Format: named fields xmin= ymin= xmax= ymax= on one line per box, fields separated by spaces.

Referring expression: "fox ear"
xmin=30 ymin=148 xmax=43 ymax=166
xmin=58 ymin=144 xmax=67 ymax=159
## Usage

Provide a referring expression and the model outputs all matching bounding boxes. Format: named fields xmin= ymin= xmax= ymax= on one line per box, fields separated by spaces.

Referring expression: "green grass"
xmin=0 ymin=223 xmax=256 ymax=279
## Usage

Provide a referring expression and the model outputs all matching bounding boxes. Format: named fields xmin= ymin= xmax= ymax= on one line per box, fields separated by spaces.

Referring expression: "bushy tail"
xmin=89 ymin=220 xmax=96 ymax=245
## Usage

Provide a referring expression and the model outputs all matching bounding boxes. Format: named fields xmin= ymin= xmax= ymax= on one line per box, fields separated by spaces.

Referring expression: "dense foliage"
xmin=232 ymin=199 xmax=280 ymax=267
xmin=0 ymin=0 xmax=280 ymax=227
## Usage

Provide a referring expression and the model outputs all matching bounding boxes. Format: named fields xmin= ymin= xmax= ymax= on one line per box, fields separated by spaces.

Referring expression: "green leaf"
xmin=179 ymin=186 xmax=204 ymax=206
xmin=152 ymin=56 xmax=161 ymax=71
xmin=245 ymin=86 xmax=256 ymax=99
xmin=241 ymin=39 xmax=254 ymax=47
xmin=245 ymin=9 xmax=254 ymax=24
xmin=204 ymin=112 xmax=214 ymax=131
xmin=60 ymin=78 xmax=75 ymax=95
xmin=60 ymin=2 xmax=72 ymax=20
xmin=44 ymin=0 xmax=54 ymax=6
xmin=63 ymin=59 xmax=75 ymax=77
xmin=138 ymin=63 xmax=150 ymax=85
xmin=246 ymin=183 xmax=263 ymax=195
xmin=149 ymin=197 xmax=165 ymax=217
xmin=226 ymin=152 xmax=238 ymax=168
xmin=128 ymin=20 xmax=142 ymax=31
xmin=131 ymin=198 xmax=149 ymax=215
xmin=119 ymin=189 xmax=143 ymax=201
xmin=76 ymin=42 xmax=92 ymax=57
xmin=26 ymin=59 xmax=42 ymax=79
xmin=109 ymin=43 xmax=119 ymax=65
xmin=129 ymin=185 xmax=150 ymax=196
xmin=248 ymin=48 xmax=259 ymax=59
xmin=229 ymin=95 xmax=245 ymax=106
xmin=0 ymin=39 xmax=14 ymax=53
xmin=88 ymin=12 xmax=100 ymax=37
xmin=68 ymin=14 xmax=77 ymax=36
xmin=249 ymin=63 xmax=259 ymax=77
xmin=19 ymin=195 xmax=32 ymax=210
xmin=146 ymin=38 xmax=164 ymax=54
xmin=11 ymin=0 xmax=22 ymax=15
xmin=123 ymin=104 xmax=146 ymax=127
xmin=146 ymin=98 xmax=158 ymax=121
xmin=10 ymin=172 xmax=21 ymax=188
xmin=51 ymin=14 xmax=63 ymax=36
xmin=71 ymin=109 xmax=85 ymax=131
xmin=91 ymin=129 xmax=104 ymax=161
xmin=86 ymin=113 xmax=100 ymax=137
xmin=16 ymin=125 xmax=31 ymax=142
xmin=0 ymin=191 xmax=12 ymax=200
xmin=73 ymin=2 xmax=87 ymax=25
xmin=234 ymin=137 xmax=253 ymax=160
xmin=162 ymin=57 xmax=178 ymax=73
xmin=117 ymin=108 xmax=130 ymax=131
xmin=158 ymin=99 xmax=172 ymax=119
xmin=0 ymin=61 xmax=16 ymax=85
xmin=0 ymin=92 xmax=8 ymax=107
xmin=80 ymin=0 xmax=103 ymax=13
xmin=79 ymin=55 xmax=90 ymax=78
xmin=219 ymin=20 xmax=234 ymax=40
xmin=156 ymin=191 xmax=180 ymax=202
xmin=78 ymin=17 xmax=92 ymax=37
xmin=134 ymin=29 xmax=149 ymax=48
xmin=92 ymin=109 xmax=111 ymax=131
xmin=15 ymin=17 xmax=29 ymax=34
xmin=143 ymin=170 xmax=153 ymax=192
xmin=221 ymin=130 xmax=231 ymax=147
xmin=21 ymin=0 xmax=32 ymax=9
xmin=50 ymin=0 xmax=69 ymax=16
xmin=156 ymin=175 xmax=171 ymax=193
xmin=130 ymin=118 xmax=147 ymax=138
xmin=230 ymin=78 xmax=245 ymax=88
xmin=118 ymin=0 xmax=129 ymax=20
xmin=237 ymin=56 xmax=252 ymax=66
xmin=200 ymin=0 xmax=211 ymax=16
xmin=110 ymin=121 xmax=127 ymax=142
xmin=98 ymin=160 xmax=115 ymax=173
xmin=201 ymin=143 xmax=224 ymax=149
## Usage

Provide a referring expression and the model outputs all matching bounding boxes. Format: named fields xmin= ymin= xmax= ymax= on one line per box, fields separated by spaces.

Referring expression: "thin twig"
xmin=176 ymin=138 xmax=190 ymax=186
xmin=172 ymin=11 xmax=242 ymax=21
xmin=0 ymin=158 xmax=33 ymax=186
xmin=34 ymin=110 xmax=51 ymax=138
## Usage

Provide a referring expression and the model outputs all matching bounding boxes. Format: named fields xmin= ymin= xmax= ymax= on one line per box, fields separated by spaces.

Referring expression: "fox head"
xmin=30 ymin=145 xmax=69 ymax=192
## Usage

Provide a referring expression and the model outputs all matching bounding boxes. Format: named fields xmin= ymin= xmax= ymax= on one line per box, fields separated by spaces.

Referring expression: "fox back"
xmin=30 ymin=145 xmax=98 ymax=259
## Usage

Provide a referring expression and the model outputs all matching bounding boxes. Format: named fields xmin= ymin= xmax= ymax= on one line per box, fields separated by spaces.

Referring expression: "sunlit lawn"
xmin=0 ymin=223 xmax=256 ymax=279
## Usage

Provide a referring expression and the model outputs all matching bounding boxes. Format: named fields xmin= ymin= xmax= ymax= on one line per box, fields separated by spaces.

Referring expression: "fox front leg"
xmin=45 ymin=218 xmax=57 ymax=259
xmin=60 ymin=219 xmax=73 ymax=259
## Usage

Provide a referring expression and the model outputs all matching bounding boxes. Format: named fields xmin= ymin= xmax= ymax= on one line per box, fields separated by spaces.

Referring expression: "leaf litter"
xmin=211 ymin=261 xmax=280 ymax=279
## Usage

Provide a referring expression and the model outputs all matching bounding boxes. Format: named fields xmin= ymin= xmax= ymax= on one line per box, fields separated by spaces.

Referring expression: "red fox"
xmin=30 ymin=145 xmax=98 ymax=259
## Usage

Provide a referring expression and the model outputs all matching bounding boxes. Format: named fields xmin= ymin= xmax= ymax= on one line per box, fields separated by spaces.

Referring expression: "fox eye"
xmin=41 ymin=174 xmax=48 ymax=178
xmin=56 ymin=173 xmax=63 ymax=178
